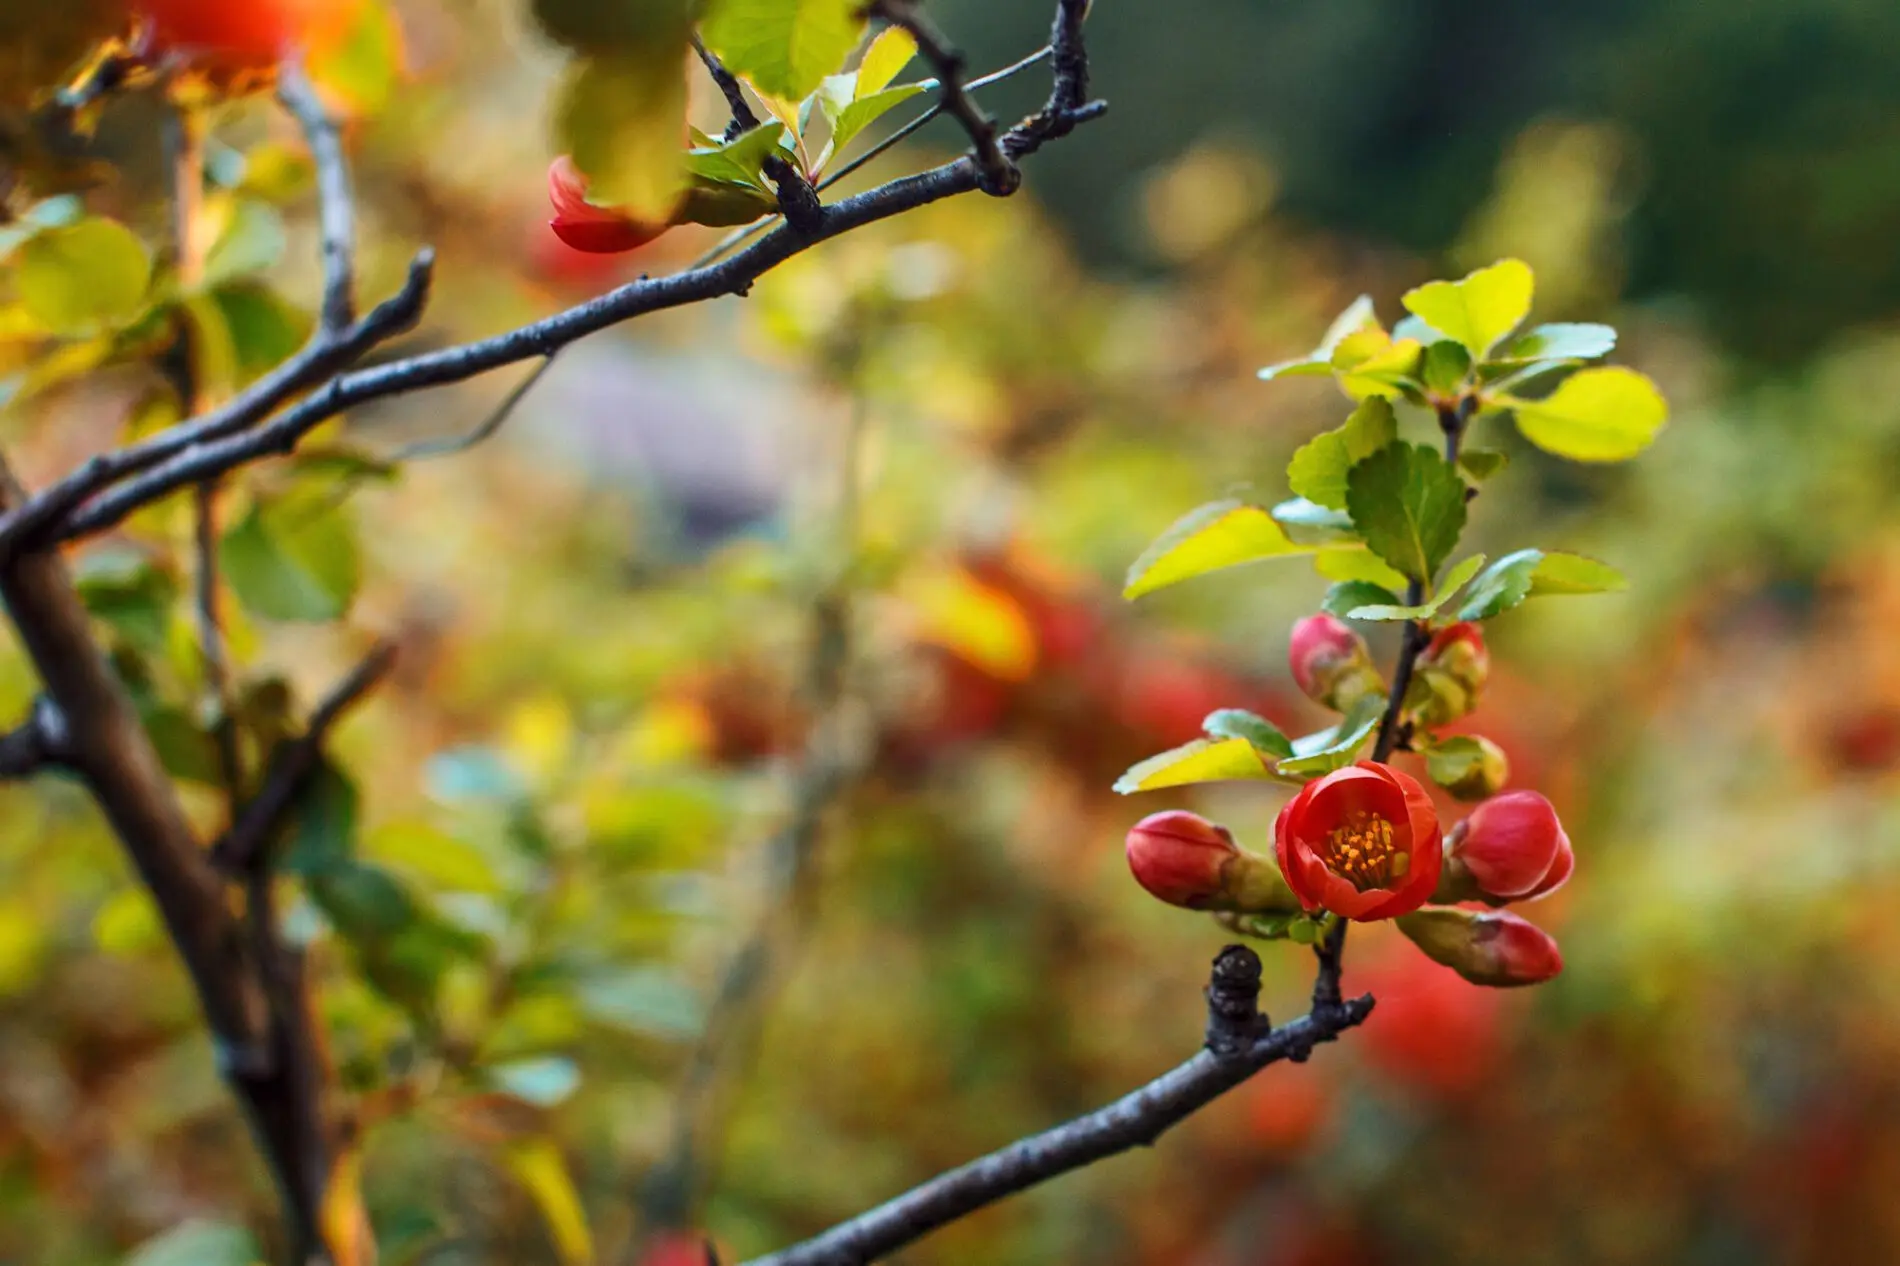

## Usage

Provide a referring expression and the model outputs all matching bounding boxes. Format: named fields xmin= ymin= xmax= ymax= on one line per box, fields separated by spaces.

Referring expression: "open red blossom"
xmin=1274 ymin=761 xmax=1441 ymax=921
xmin=1442 ymin=789 xmax=1573 ymax=904
xmin=547 ymin=156 xmax=671 ymax=254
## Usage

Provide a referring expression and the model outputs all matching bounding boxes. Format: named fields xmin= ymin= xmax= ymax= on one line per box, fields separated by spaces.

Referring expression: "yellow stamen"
xmin=1322 ymin=811 xmax=1405 ymax=891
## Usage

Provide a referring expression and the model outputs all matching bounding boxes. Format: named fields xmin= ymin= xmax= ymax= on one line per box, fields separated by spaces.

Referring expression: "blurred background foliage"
xmin=6 ymin=0 xmax=1900 ymax=1264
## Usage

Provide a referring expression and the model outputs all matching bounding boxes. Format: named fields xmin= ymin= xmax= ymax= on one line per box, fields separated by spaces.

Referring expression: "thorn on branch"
xmin=1204 ymin=944 xmax=1266 ymax=1057
xmin=865 ymin=0 xmax=1021 ymax=196
xmin=211 ymin=641 xmax=397 ymax=875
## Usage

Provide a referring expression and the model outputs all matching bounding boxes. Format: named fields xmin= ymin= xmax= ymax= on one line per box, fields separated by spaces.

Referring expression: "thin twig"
xmin=865 ymin=0 xmax=1018 ymax=195
xmin=277 ymin=63 xmax=356 ymax=333
xmin=0 ymin=697 xmax=72 ymax=778
xmin=211 ymin=641 xmax=398 ymax=875
xmin=742 ymin=947 xmax=1372 ymax=1266
xmin=692 ymin=35 xmax=761 ymax=137
xmin=386 ymin=353 xmax=557 ymax=463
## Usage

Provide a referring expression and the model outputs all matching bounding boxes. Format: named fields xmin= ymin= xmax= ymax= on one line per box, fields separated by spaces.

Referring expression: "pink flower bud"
xmin=1396 ymin=907 xmax=1563 ymax=987
xmin=1288 ymin=614 xmax=1384 ymax=712
xmin=1407 ymin=621 xmax=1489 ymax=727
xmin=1125 ymin=810 xmax=1298 ymax=913
xmin=1436 ymin=790 xmax=1573 ymax=904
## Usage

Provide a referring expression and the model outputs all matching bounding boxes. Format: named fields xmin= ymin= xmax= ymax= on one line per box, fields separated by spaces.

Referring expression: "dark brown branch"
xmin=692 ymin=35 xmax=761 ymax=138
xmin=865 ymin=0 xmax=1019 ymax=195
xmin=211 ymin=641 xmax=398 ymax=875
xmin=742 ymin=946 xmax=1370 ymax=1266
xmin=692 ymin=35 xmax=822 ymax=231
xmin=277 ymin=63 xmax=356 ymax=333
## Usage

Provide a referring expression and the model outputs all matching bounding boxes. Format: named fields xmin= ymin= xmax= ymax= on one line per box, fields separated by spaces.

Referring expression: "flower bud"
xmin=1125 ymin=810 xmax=1299 ymax=913
xmin=1396 ymin=908 xmax=1563 ymax=987
xmin=1406 ymin=621 xmax=1489 ymax=728
xmin=1438 ymin=735 xmax=1510 ymax=802
xmin=1288 ymin=614 xmax=1385 ymax=713
xmin=548 ymin=156 xmax=672 ymax=254
xmin=1434 ymin=790 xmax=1573 ymax=905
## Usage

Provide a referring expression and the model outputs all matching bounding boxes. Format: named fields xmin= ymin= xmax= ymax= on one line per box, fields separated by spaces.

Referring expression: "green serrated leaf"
xmin=701 ymin=0 xmax=865 ymax=101
xmin=684 ymin=121 xmax=787 ymax=193
xmin=1113 ymin=737 xmax=1277 ymax=794
xmin=1285 ymin=397 xmax=1397 ymax=510
xmin=821 ymin=82 xmax=925 ymax=157
xmin=1123 ymin=500 xmax=1316 ymax=600
xmin=15 ymin=217 xmax=151 ymax=335
xmin=1457 ymin=548 xmax=1543 ymax=621
xmin=1400 ymin=258 xmax=1534 ymax=358
xmin=1501 ymin=366 xmax=1668 ymax=463
xmin=1346 ymin=553 xmax=1486 ymax=621
xmin=1531 ymin=551 xmax=1627 ymax=596
xmin=1457 ymin=447 xmax=1510 ymax=481
xmin=1421 ymin=340 xmax=1472 ymax=393
xmin=1423 ymin=735 xmax=1488 ymax=787
xmin=1343 ymin=443 xmax=1468 ymax=584
xmin=1322 ymin=580 xmax=1399 ymax=619
xmin=1202 ymin=708 xmax=1295 ymax=760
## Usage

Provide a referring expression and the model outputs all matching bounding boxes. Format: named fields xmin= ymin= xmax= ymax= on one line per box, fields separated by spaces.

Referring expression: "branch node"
xmin=867 ymin=0 xmax=1021 ymax=196
xmin=1204 ymin=943 xmax=1266 ymax=1058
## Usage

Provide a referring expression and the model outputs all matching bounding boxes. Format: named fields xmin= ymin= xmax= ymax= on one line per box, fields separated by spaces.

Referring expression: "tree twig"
xmin=692 ymin=35 xmax=761 ymax=138
xmin=864 ymin=0 xmax=1018 ymax=195
xmin=277 ymin=62 xmax=356 ymax=334
xmin=0 ymin=697 xmax=72 ymax=778
xmin=742 ymin=946 xmax=1371 ymax=1266
xmin=211 ymin=640 xmax=398 ymax=875
xmin=385 ymin=353 xmax=557 ymax=463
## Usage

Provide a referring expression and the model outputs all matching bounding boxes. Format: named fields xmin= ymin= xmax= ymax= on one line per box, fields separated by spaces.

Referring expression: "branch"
xmin=276 ymin=63 xmax=356 ymax=333
xmin=211 ymin=641 xmax=398 ymax=875
xmin=0 ymin=696 xmax=72 ymax=778
xmin=865 ymin=0 xmax=1018 ymax=195
xmin=743 ymin=946 xmax=1371 ymax=1266
xmin=692 ymin=35 xmax=760 ymax=138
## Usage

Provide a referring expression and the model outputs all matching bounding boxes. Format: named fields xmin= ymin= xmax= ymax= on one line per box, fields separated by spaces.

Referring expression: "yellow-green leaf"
xmin=1123 ymin=500 xmax=1316 ymax=600
xmin=1113 ymin=737 xmax=1276 ymax=794
xmin=554 ymin=42 xmax=691 ymax=223
xmin=1530 ymin=551 xmax=1627 ymax=596
xmin=701 ymin=0 xmax=865 ymax=101
xmin=1313 ymin=546 xmax=1410 ymax=590
xmin=15 ymin=217 xmax=151 ymax=335
xmin=857 ymin=24 xmax=916 ymax=93
xmin=1257 ymin=294 xmax=1378 ymax=381
xmin=506 ymin=1138 xmax=594 ymax=1266
xmin=1503 ymin=366 xmax=1668 ymax=463
xmin=1400 ymin=258 xmax=1534 ymax=359
xmin=1286 ymin=397 xmax=1398 ymax=510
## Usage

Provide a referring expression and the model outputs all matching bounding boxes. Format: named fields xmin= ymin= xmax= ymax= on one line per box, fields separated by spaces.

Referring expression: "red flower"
xmin=1287 ymin=614 xmax=1382 ymax=712
xmin=1124 ymin=810 xmax=1298 ymax=913
xmin=1274 ymin=762 xmax=1441 ymax=921
xmin=1398 ymin=907 xmax=1563 ymax=987
xmin=1440 ymin=789 xmax=1573 ymax=904
xmin=139 ymin=0 xmax=359 ymax=68
xmin=548 ymin=156 xmax=671 ymax=254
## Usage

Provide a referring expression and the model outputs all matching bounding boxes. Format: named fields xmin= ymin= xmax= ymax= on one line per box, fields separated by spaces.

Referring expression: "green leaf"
xmin=369 ymin=819 xmax=503 ymax=894
xmin=1345 ymin=553 xmax=1486 ymax=621
xmin=125 ymin=1220 xmax=260 ymax=1266
xmin=1343 ymin=443 xmax=1468 ymax=584
xmin=1456 ymin=548 xmax=1542 ymax=621
xmin=1313 ymin=546 xmax=1410 ymax=590
xmin=15 ymin=217 xmax=151 ymax=335
xmin=576 ymin=966 xmax=702 ymax=1037
xmin=1423 ymin=735 xmax=1489 ymax=788
xmin=1501 ymin=366 xmax=1668 ymax=463
xmin=1257 ymin=294 xmax=1378 ymax=381
xmin=200 ymin=199 xmax=286 ymax=288
xmin=1322 ymin=580 xmax=1399 ymax=619
xmin=1421 ymin=340 xmax=1472 ymax=393
xmin=213 ymin=283 xmax=314 ymax=383
xmin=309 ymin=861 xmax=419 ymax=939
xmin=1112 ymin=736 xmax=1277 ymax=794
xmin=1496 ymin=322 xmax=1616 ymax=364
xmin=283 ymin=761 xmax=360 ymax=876
xmin=142 ymin=707 xmax=224 ymax=785
xmin=554 ymin=41 xmax=692 ymax=223
xmin=1457 ymin=447 xmax=1510 ymax=481
xmin=683 ymin=121 xmax=787 ymax=193
xmin=491 ymin=1056 xmax=582 ymax=1108
xmin=817 ymin=28 xmax=924 ymax=156
xmin=1123 ymin=500 xmax=1316 ymax=600
xmin=74 ymin=546 xmax=176 ymax=654
xmin=701 ymin=0 xmax=865 ymax=101
xmin=1531 ymin=551 xmax=1627 ymax=596
xmin=1400 ymin=258 xmax=1534 ymax=359
xmin=1391 ymin=313 xmax=1447 ymax=344
xmin=1276 ymin=698 xmax=1382 ymax=779
xmin=1285 ymin=397 xmax=1397 ymax=510
xmin=531 ymin=0 xmax=693 ymax=50
xmin=1202 ymin=708 xmax=1295 ymax=760
xmin=1335 ymin=336 xmax=1423 ymax=401
xmin=221 ymin=496 xmax=361 ymax=624
xmin=854 ymin=23 xmax=916 ymax=94
xmin=821 ymin=82 xmax=925 ymax=157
